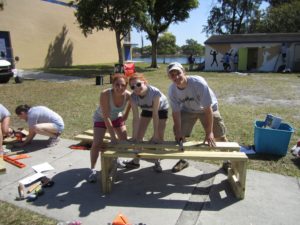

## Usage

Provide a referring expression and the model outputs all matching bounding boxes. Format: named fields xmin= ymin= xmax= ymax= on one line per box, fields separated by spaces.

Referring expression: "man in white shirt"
xmin=167 ymin=62 xmax=228 ymax=172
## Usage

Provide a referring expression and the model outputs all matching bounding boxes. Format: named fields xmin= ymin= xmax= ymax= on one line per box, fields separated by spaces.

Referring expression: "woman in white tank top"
xmin=89 ymin=74 xmax=131 ymax=183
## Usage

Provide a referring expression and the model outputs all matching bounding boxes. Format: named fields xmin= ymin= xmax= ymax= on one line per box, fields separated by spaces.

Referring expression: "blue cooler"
xmin=254 ymin=120 xmax=294 ymax=156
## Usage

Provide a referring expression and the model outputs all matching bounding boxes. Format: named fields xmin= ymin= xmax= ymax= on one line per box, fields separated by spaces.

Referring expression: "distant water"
xmin=133 ymin=56 xmax=204 ymax=65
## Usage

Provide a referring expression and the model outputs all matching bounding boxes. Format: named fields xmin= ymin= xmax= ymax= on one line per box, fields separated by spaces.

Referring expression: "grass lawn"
xmin=1 ymin=62 xmax=300 ymax=223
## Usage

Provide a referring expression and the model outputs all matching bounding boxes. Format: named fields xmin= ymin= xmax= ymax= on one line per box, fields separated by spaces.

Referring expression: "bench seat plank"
xmin=104 ymin=141 xmax=240 ymax=151
xmin=102 ymin=150 xmax=247 ymax=161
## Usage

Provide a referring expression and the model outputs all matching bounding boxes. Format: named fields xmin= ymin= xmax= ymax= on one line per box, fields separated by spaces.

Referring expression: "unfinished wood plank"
xmin=84 ymin=129 xmax=94 ymax=136
xmin=84 ymin=130 xmax=111 ymax=139
xmin=74 ymin=134 xmax=93 ymax=142
xmin=104 ymin=141 xmax=240 ymax=152
xmin=228 ymin=168 xmax=244 ymax=199
xmin=3 ymin=136 xmax=18 ymax=144
xmin=102 ymin=150 xmax=248 ymax=161
xmin=0 ymin=157 xmax=6 ymax=174
xmin=74 ymin=134 xmax=110 ymax=144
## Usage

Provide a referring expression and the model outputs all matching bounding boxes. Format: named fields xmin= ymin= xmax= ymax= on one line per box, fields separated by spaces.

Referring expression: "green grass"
xmin=0 ymin=200 xmax=57 ymax=225
xmin=1 ymin=62 xmax=300 ymax=224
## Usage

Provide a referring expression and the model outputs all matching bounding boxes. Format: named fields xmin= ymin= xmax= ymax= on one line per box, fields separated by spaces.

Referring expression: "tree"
xmin=134 ymin=0 xmax=198 ymax=68
xmin=264 ymin=0 xmax=293 ymax=6
xmin=157 ymin=32 xmax=177 ymax=55
xmin=258 ymin=0 xmax=300 ymax=32
xmin=203 ymin=0 xmax=262 ymax=35
xmin=181 ymin=39 xmax=204 ymax=56
xmin=72 ymin=0 xmax=142 ymax=65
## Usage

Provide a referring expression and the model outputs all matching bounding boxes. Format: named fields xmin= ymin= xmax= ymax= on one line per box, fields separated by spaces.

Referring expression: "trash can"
xmin=254 ymin=120 xmax=294 ymax=156
xmin=96 ymin=75 xmax=103 ymax=85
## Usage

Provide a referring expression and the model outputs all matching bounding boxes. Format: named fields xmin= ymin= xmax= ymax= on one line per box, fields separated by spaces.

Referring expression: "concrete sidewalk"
xmin=0 ymin=136 xmax=299 ymax=225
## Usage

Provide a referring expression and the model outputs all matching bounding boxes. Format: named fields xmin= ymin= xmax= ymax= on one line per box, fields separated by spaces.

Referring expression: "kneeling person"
xmin=15 ymin=105 xmax=64 ymax=147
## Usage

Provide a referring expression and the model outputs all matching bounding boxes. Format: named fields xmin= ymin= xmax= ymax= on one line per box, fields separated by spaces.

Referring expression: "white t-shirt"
xmin=131 ymin=85 xmax=169 ymax=111
xmin=0 ymin=104 xmax=10 ymax=122
xmin=27 ymin=106 xmax=64 ymax=129
xmin=168 ymin=75 xmax=218 ymax=113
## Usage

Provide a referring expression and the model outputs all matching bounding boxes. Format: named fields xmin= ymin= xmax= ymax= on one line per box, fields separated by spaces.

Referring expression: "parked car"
xmin=0 ymin=58 xmax=13 ymax=83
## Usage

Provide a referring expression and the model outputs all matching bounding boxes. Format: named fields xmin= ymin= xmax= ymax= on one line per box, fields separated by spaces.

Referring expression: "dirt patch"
xmin=222 ymin=95 xmax=300 ymax=107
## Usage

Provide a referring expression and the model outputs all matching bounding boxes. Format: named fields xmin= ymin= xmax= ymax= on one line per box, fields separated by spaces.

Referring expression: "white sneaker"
xmin=116 ymin=159 xmax=126 ymax=168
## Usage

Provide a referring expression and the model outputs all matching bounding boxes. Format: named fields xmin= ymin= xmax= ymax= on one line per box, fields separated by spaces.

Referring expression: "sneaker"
xmin=222 ymin=160 xmax=231 ymax=174
xmin=171 ymin=159 xmax=189 ymax=173
xmin=153 ymin=162 xmax=162 ymax=173
xmin=88 ymin=170 xmax=97 ymax=183
xmin=116 ymin=159 xmax=126 ymax=168
xmin=47 ymin=136 xmax=60 ymax=147
xmin=123 ymin=160 xmax=140 ymax=169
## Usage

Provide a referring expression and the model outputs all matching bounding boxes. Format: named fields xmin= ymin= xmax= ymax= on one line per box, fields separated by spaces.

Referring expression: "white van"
xmin=0 ymin=58 xmax=13 ymax=83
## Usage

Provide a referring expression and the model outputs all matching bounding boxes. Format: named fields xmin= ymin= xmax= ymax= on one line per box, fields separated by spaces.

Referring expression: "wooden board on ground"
xmin=84 ymin=130 xmax=111 ymax=139
xmin=74 ymin=134 xmax=110 ymax=144
xmin=0 ymin=157 xmax=6 ymax=174
xmin=3 ymin=136 xmax=18 ymax=144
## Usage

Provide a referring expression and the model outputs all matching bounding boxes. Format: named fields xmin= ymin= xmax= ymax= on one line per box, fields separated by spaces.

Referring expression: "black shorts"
xmin=141 ymin=110 xmax=168 ymax=119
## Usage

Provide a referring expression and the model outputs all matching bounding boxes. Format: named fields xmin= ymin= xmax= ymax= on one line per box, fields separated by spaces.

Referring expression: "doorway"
xmin=247 ymin=48 xmax=258 ymax=71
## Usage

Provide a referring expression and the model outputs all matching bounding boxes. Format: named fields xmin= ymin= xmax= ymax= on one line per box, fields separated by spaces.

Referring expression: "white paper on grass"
xmin=19 ymin=172 xmax=45 ymax=185
xmin=32 ymin=162 xmax=54 ymax=173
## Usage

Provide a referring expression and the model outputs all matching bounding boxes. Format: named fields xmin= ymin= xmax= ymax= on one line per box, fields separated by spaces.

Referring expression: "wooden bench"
xmin=101 ymin=141 xmax=248 ymax=199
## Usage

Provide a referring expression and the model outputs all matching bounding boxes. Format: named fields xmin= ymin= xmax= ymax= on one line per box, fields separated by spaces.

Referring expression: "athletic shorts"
xmin=53 ymin=123 xmax=64 ymax=133
xmin=141 ymin=110 xmax=168 ymax=119
xmin=180 ymin=110 xmax=226 ymax=138
xmin=94 ymin=117 xmax=125 ymax=128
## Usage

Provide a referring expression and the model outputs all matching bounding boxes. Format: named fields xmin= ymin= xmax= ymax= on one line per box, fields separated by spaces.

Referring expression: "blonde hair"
xmin=128 ymin=73 xmax=148 ymax=84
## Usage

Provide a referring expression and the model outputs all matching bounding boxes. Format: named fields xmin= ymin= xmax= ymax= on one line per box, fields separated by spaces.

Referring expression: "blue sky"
xmin=131 ymin=0 xmax=268 ymax=47
xmin=131 ymin=0 xmax=218 ymax=47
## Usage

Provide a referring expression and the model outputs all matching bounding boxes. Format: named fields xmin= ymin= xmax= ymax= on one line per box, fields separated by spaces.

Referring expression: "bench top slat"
xmin=104 ymin=141 xmax=240 ymax=151
xmin=102 ymin=150 xmax=248 ymax=161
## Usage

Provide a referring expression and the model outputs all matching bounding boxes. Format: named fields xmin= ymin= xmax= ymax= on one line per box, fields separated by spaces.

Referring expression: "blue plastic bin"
xmin=254 ymin=120 xmax=294 ymax=156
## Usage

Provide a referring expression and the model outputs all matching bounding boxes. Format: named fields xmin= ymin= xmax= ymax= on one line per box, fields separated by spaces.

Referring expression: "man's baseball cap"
xmin=167 ymin=62 xmax=184 ymax=74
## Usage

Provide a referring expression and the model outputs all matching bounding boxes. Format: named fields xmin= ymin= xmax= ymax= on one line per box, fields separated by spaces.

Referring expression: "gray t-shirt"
xmin=168 ymin=75 xmax=218 ymax=113
xmin=131 ymin=85 xmax=169 ymax=111
xmin=0 ymin=104 xmax=10 ymax=122
xmin=27 ymin=106 xmax=64 ymax=129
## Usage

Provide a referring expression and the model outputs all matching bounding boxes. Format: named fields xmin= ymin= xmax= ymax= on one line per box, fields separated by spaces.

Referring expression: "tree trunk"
xmin=115 ymin=31 xmax=124 ymax=65
xmin=150 ymin=38 xmax=158 ymax=68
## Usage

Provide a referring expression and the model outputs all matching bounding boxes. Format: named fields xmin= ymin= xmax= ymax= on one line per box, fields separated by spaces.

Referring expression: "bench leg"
xmin=227 ymin=160 xmax=247 ymax=199
xmin=101 ymin=155 xmax=114 ymax=194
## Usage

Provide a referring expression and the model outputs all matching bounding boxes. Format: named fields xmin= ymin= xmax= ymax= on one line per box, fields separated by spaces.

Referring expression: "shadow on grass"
xmin=291 ymin=157 xmax=300 ymax=170
xmin=247 ymin=153 xmax=283 ymax=162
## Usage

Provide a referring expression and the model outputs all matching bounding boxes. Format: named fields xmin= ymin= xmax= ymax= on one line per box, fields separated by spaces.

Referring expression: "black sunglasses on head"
xmin=130 ymin=82 xmax=142 ymax=90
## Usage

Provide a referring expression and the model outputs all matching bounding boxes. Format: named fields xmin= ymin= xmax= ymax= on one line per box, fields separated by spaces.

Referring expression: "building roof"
xmin=204 ymin=33 xmax=300 ymax=44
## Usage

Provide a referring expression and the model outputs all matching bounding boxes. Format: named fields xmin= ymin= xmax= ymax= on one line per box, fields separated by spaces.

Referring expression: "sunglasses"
xmin=130 ymin=82 xmax=142 ymax=90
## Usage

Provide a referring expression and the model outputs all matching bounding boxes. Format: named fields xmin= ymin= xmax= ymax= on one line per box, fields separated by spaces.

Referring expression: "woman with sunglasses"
xmin=123 ymin=73 xmax=169 ymax=173
xmin=89 ymin=74 xmax=131 ymax=183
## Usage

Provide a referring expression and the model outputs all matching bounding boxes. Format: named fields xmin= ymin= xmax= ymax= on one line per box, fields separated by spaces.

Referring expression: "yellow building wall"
xmin=0 ymin=0 xmax=118 ymax=69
